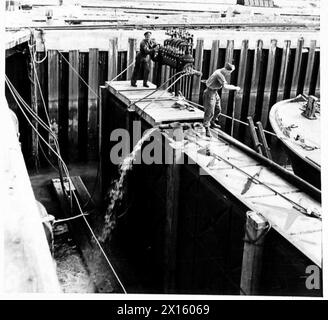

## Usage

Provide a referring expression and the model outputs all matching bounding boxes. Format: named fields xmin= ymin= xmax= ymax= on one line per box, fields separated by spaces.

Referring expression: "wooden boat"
xmin=269 ymin=95 xmax=321 ymax=189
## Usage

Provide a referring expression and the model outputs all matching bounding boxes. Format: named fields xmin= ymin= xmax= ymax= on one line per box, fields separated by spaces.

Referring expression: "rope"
xmin=185 ymin=99 xmax=278 ymax=137
xmin=28 ymin=28 xmax=48 ymax=64
xmin=28 ymin=43 xmax=72 ymax=204
xmin=108 ymin=61 xmax=135 ymax=82
xmin=72 ymin=191 xmax=128 ymax=294
xmin=5 ymin=77 xmax=71 ymax=180
xmin=56 ymin=50 xmax=103 ymax=206
xmin=6 ymin=76 xmax=127 ymax=294
xmin=28 ymin=42 xmax=51 ymax=125
xmin=127 ymin=70 xmax=185 ymax=110
xmin=57 ymin=50 xmax=99 ymax=99
xmin=54 ymin=212 xmax=89 ymax=224
xmin=141 ymin=73 xmax=186 ymax=113
xmin=5 ymin=76 xmax=72 ymax=206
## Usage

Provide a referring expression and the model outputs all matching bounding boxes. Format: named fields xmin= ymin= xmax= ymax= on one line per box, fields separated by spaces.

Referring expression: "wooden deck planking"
xmin=106 ymin=80 xmax=156 ymax=92
xmin=134 ymin=99 xmax=204 ymax=126
xmin=109 ymin=89 xmax=174 ymax=106
xmin=249 ymin=195 xmax=321 ymax=267
xmin=183 ymin=138 xmax=321 ymax=267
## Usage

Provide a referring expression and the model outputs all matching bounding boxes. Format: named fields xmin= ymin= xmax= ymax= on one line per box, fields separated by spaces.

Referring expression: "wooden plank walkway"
xmin=107 ymin=81 xmax=204 ymax=126
xmin=184 ymin=132 xmax=321 ymax=267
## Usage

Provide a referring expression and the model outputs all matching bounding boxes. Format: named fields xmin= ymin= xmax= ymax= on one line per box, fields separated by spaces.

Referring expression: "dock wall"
xmin=6 ymin=32 xmax=320 ymax=165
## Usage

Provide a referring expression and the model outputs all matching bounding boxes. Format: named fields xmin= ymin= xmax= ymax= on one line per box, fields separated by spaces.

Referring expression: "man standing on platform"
xmin=131 ymin=31 xmax=158 ymax=88
xmin=203 ymin=62 xmax=240 ymax=137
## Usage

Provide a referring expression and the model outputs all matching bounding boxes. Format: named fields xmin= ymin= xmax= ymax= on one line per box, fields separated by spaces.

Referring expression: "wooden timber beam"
xmin=108 ymin=37 xmax=118 ymax=81
xmin=87 ymin=48 xmax=99 ymax=160
xmin=191 ymin=38 xmax=204 ymax=103
xmin=261 ymin=39 xmax=277 ymax=129
xmin=127 ymin=38 xmax=137 ymax=80
xmin=233 ymin=39 xmax=249 ymax=138
xmin=47 ymin=49 xmax=60 ymax=159
xmin=163 ymin=127 xmax=183 ymax=293
xmin=220 ymin=39 xmax=234 ymax=130
xmin=68 ymin=50 xmax=79 ymax=161
xmin=240 ymin=211 xmax=270 ymax=295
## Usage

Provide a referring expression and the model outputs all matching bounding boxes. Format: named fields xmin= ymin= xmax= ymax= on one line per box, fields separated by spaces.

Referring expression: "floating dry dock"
xmin=99 ymin=80 xmax=322 ymax=295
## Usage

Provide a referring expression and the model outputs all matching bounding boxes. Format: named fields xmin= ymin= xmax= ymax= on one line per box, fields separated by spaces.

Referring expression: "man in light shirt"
xmin=203 ymin=62 xmax=240 ymax=137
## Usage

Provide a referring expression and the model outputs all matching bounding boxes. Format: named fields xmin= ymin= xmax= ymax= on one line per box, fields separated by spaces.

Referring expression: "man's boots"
xmin=205 ymin=127 xmax=212 ymax=138
xmin=210 ymin=121 xmax=221 ymax=129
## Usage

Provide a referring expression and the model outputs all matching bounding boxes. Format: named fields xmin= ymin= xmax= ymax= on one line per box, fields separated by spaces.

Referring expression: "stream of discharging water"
xmin=99 ymin=127 xmax=158 ymax=243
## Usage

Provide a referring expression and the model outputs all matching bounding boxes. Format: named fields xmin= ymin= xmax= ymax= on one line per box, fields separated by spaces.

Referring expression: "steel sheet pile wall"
xmin=7 ymin=35 xmax=319 ymax=165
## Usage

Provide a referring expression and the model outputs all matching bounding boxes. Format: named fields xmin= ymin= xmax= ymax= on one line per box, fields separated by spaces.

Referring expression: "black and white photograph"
xmin=0 ymin=0 xmax=325 ymax=304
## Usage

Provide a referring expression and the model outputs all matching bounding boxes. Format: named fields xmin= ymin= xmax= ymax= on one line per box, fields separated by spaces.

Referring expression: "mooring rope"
xmin=5 ymin=77 xmax=70 ymax=174
xmin=57 ymin=50 xmax=100 ymax=99
xmin=29 ymin=28 xmax=48 ymax=64
xmin=5 ymin=76 xmax=73 ymax=205
xmin=6 ymin=76 xmax=128 ymax=293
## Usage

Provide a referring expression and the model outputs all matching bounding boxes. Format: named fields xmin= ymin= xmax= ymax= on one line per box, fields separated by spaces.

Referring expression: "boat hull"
xmin=269 ymin=95 xmax=321 ymax=190
xmin=285 ymin=148 xmax=321 ymax=189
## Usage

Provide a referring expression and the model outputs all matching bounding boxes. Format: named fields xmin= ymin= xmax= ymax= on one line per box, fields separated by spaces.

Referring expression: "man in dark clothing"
xmin=131 ymin=31 xmax=158 ymax=88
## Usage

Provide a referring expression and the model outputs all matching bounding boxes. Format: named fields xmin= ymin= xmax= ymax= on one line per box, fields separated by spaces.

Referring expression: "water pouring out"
xmin=99 ymin=128 xmax=158 ymax=243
